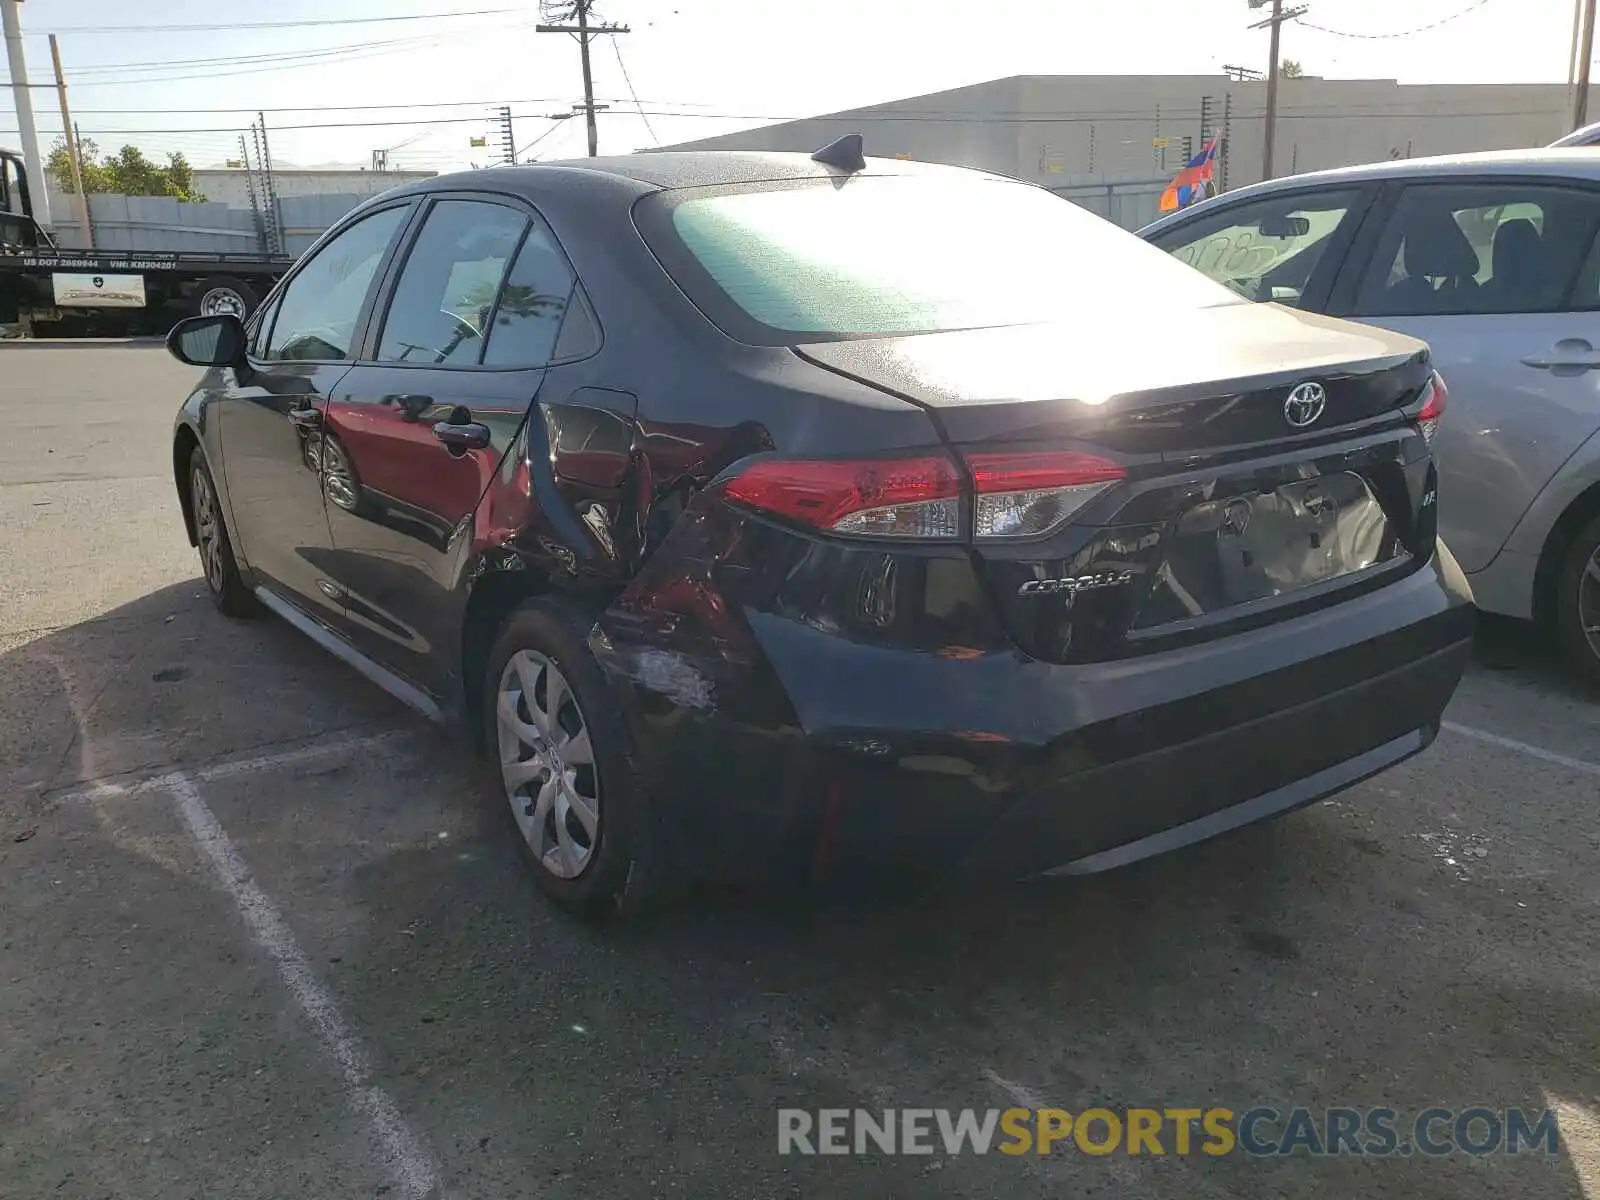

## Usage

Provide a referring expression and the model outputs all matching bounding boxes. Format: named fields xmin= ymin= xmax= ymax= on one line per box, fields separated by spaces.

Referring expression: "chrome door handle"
xmin=1522 ymin=338 xmax=1600 ymax=371
xmin=1521 ymin=355 xmax=1600 ymax=368
xmin=432 ymin=420 xmax=491 ymax=451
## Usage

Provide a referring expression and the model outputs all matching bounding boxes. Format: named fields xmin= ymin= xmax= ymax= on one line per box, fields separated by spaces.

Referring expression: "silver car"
xmin=1141 ymin=150 xmax=1600 ymax=682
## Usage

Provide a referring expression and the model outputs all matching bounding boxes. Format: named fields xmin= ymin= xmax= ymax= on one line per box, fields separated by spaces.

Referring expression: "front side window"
xmin=637 ymin=175 xmax=1240 ymax=343
xmin=266 ymin=205 xmax=409 ymax=361
xmin=376 ymin=200 xmax=527 ymax=365
xmin=1353 ymin=184 xmax=1600 ymax=317
xmin=1151 ymin=190 xmax=1360 ymax=307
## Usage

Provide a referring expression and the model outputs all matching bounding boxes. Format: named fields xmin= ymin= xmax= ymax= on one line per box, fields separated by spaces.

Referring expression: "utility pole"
xmin=1248 ymin=0 xmax=1308 ymax=182
xmin=2 ymin=0 xmax=51 ymax=227
xmin=536 ymin=1 xmax=629 ymax=157
xmin=46 ymin=34 xmax=90 ymax=247
xmin=1574 ymin=0 xmax=1597 ymax=130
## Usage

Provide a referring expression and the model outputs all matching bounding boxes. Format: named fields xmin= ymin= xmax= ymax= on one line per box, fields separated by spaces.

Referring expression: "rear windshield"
xmin=636 ymin=174 xmax=1243 ymax=343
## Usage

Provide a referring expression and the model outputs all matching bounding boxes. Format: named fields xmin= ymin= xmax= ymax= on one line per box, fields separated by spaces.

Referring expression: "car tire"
xmin=483 ymin=599 xmax=671 ymax=920
xmin=194 ymin=275 xmax=259 ymax=321
xmin=1554 ymin=512 xmax=1600 ymax=686
xmin=188 ymin=446 xmax=258 ymax=618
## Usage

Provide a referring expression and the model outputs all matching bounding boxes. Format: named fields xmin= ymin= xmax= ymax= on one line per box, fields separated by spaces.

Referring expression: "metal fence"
xmin=1047 ymin=176 xmax=1172 ymax=233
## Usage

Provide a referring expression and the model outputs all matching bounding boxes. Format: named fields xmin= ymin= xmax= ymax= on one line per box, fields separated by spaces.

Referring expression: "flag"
xmin=1159 ymin=138 xmax=1220 ymax=213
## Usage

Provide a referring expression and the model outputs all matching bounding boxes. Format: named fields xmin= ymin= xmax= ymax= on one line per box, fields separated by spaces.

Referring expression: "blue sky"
xmin=1 ymin=0 xmax=1589 ymax=171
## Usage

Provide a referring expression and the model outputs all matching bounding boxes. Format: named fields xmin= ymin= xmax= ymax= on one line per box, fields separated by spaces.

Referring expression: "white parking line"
xmin=53 ymin=730 xmax=410 ymax=803
xmin=166 ymin=772 xmax=443 ymax=1199
xmin=1442 ymin=721 xmax=1600 ymax=779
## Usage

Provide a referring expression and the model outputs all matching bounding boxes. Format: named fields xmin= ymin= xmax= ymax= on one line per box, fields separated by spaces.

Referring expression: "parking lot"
xmin=3 ymin=341 xmax=1599 ymax=1199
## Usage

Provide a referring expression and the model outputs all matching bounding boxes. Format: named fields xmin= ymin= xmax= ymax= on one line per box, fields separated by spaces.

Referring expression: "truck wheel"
xmin=195 ymin=276 xmax=259 ymax=320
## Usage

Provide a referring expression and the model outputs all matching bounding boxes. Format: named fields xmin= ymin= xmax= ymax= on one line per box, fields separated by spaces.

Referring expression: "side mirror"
xmin=1258 ymin=214 xmax=1311 ymax=238
xmin=167 ymin=314 xmax=246 ymax=367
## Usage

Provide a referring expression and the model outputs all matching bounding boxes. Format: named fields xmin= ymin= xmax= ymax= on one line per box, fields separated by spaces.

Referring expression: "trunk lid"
xmin=795 ymin=308 xmax=1439 ymax=664
xmin=796 ymin=304 xmax=1428 ymax=451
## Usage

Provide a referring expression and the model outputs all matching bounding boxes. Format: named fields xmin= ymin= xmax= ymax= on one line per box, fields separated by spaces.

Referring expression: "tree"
xmin=1280 ymin=59 xmax=1305 ymax=79
xmin=47 ymin=137 xmax=206 ymax=201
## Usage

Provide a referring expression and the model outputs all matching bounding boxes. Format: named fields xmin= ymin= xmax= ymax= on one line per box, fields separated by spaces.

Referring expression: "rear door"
xmin=1328 ymin=178 xmax=1600 ymax=573
xmin=319 ymin=194 xmax=582 ymax=695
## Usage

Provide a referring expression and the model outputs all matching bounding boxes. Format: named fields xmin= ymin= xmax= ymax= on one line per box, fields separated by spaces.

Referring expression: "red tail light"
xmin=718 ymin=454 xmax=963 ymax=538
xmin=1417 ymin=370 xmax=1448 ymax=445
xmin=718 ymin=448 xmax=1127 ymax=541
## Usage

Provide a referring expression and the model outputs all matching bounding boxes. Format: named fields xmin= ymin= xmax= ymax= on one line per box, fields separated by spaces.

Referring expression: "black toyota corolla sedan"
xmin=165 ymin=141 xmax=1474 ymax=916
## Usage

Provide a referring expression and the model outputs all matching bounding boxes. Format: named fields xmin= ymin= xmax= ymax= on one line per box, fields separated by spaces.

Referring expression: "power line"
xmin=49 ymin=98 xmax=696 ymax=115
xmin=610 ymin=37 xmax=659 ymax=146
xmin=514 ymin=118 xmax=575 ymax=160
xmin=24 ymin=9 xmax=521 ymax=36
xmin=62 ymin=34 xmax=448 ymax=76
xmin=34 ymin=39 xmax=468 ymax=88
xmin=1298 ymin=0 xmax=1497 ymax=39
xmin=2 ymin=115 xmax=533 ymax=135
xmin=2 ymin=105 xmax=1580 ymax=139
xmin=4 ymin=23 xmax=527 ymax=90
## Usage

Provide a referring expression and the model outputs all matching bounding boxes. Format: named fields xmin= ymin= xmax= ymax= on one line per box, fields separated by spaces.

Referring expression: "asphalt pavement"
xmin=2 ymin=342 xmax=1598 ymax=1199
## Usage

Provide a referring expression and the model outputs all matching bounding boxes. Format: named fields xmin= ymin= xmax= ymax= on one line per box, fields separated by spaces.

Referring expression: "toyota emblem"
xmin=1283 ymin=381 xmax=1327 ymax=428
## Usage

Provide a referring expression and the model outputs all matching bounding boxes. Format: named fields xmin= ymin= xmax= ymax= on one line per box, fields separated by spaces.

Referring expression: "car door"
xmin=217 ymin=201 xmax=414 ymax=628
xmin=318 ymin=195 xmax=588 ymax=696
xmin=1143 ymin=184 xmax=1377 ymax=309
xmin=1330 ymin=180 xmax=1600 ymax=574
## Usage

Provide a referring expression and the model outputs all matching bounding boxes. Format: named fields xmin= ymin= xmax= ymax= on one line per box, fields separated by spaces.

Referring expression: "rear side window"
xmin=481 ymin=222 xmax=575 ymax=366
xmin=638 ymin=175 xmax=1240 ymax=343
xmin=1352 ymin=183 xmax=1600 ymax=317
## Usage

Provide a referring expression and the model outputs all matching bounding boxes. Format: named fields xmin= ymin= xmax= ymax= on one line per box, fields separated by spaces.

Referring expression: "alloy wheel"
xmin=496 ymin=650 xmax=600 ymax=879
xmin=1581 ymin=545 xmax=1600 ymax=664
xmin=320 ymin=437 xmax=360 ymax=511
xmin=191 ymin=465 xmax=225 ymax=593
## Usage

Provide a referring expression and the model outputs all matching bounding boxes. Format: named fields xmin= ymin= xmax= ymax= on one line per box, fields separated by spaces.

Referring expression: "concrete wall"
xmin=659 ymin=75 xmax=1600 ymax=222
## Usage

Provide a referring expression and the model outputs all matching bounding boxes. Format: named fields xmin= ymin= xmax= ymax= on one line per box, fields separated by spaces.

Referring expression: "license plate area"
xmin=1131 ymin=472 xmax=1399 ymax=630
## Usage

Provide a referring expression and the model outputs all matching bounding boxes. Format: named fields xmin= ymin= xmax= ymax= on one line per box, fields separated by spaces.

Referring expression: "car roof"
xmin=377 ymin=150 xmax=1011 ymax=203
xmin=1551 ymin=121 xmax=1600 ymax=146
xmin=1217 ymin=148 xmax=1600 ymax=197
xmin=1138 ymin=148 xmax=1600 ymax=234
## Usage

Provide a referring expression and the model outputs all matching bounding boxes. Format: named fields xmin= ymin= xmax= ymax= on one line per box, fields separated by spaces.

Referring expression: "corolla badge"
xmin=1283 ymin=381 xmax=1328 ymax=428
xmin=1017 ymin=569 xmax=1135 ymax=597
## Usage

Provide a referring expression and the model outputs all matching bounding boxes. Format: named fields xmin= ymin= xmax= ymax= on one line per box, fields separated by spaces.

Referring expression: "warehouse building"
xmin=659 ymin=74 xmax=1596 ymax=229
